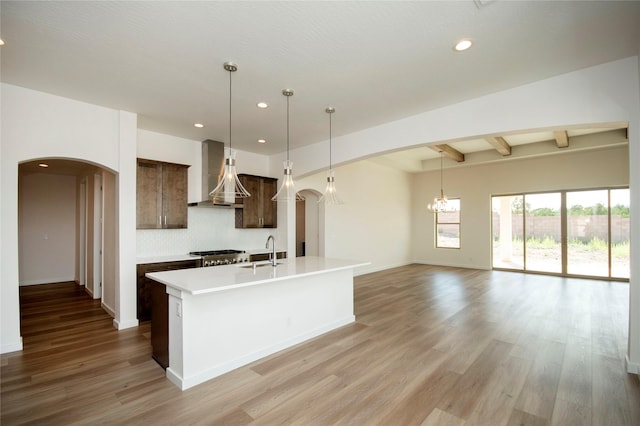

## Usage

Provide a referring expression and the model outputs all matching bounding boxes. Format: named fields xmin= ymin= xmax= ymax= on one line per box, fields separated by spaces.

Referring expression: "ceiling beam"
xmin=485 ymin=136 xmax=512 ymax=156
xmin=430 ymin=144 xmax=465 ymax=162
xmin=554 ymin=130 xmax=569 ymax=148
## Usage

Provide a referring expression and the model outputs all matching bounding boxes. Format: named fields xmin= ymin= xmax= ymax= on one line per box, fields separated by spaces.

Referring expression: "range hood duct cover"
xmin=189 ymin=139 xmax=240 ymax=208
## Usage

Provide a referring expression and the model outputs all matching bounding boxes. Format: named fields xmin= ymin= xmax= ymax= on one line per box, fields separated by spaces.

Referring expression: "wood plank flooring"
xmin=2 ymin=265 xmax=639 ymax=425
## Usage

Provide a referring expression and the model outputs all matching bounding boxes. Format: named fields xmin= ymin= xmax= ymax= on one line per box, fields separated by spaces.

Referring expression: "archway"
xmin=297 ymin=189 xmax=323 ymax=257
xmin=18 ymin=158 xmax=118 ymax=316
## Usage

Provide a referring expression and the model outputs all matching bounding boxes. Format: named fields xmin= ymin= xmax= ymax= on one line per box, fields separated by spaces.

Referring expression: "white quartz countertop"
xmin=145 ymin=256 xmax=369 ymax=295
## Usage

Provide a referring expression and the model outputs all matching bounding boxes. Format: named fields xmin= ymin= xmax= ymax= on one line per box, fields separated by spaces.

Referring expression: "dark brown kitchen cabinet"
xmin=137 ymin=258 xmax=200 ymax=369
xmin=137 ymin=159 xmax=189 ymax=229
xmin=249 ymin=251 xmax=287 ymax=262
xmin=235 ymin=174 xmax=277 ymax=228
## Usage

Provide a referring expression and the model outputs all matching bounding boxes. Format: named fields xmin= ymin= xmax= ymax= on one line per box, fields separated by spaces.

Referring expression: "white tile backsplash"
xmin=136 ymin=207 xmax=280 ymax=257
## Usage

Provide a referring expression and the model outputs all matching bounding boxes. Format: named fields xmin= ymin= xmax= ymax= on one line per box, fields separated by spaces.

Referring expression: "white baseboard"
xmin=19 ymin=276 xmax=76 ymax=286
xmin=354 ymin=261 xmax=412 ymax=276
xmin=626 ymin=354 xmax=640 ymax=375
xmin=1 ymin=338 xmax=23 ymax=354
xmin=412 ymin=260 xmax=490 ymax=271
xmin=168 ymin=316 xmax=355 ymax=390
xmin=101 ymin=301 xmax=115 ymax=318
xmin=113 ymin=318 xmax=139 ymax=330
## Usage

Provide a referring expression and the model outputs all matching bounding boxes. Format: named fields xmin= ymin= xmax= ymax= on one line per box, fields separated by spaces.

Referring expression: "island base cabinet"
xmin=164 ymin=269 xmax=355 ymax=390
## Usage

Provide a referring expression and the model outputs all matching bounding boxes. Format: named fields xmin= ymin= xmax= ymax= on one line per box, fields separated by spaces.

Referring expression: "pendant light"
xmin=318 ymin=107 xmax=343 ymax=205
xmin=272 ymin=89 xmax=304 ymax=202
xmin=428 ymin=151 xmax=450 ymax=213
xmin=209 ymin=62 xmax=251 ymax=204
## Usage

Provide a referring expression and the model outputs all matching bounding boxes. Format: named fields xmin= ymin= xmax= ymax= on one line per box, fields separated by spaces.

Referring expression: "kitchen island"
xmin=146 ymin=256 xmax=369 ymax=390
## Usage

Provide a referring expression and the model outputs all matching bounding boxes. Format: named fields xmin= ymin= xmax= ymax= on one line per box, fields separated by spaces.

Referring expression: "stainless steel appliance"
xmin=190 ymin=249 xmax=249 ymax=267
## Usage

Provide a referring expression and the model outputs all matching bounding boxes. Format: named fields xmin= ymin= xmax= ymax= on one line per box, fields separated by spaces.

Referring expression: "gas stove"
xmin=190 ymin=249 xmax=249 ymax=267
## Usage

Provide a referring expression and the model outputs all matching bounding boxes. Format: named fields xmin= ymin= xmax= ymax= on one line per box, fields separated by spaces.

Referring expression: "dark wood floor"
xmin=2 ymin=265 xmax=639 ymax=425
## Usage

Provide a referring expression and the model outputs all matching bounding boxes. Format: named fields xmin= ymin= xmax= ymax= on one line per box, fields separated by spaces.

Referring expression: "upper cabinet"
xmin=137 ymin=159 xmax=189 ymax=229
xmin=235 ymin=174 xmax=277 ymax=228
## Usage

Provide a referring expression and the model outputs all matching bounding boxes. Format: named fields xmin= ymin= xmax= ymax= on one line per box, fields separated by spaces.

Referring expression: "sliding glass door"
xmin=492 ymin=195 xmax=524 ymax=270
xmin=610 ymin=188 xmax=630 ymax=279
xmin=492 ymin=188 xmax=629 ymax=280
xmin=525 ymin=193 xmax=561 ymax=274
xmin=566 ymin=190 xmax=609 ymax=277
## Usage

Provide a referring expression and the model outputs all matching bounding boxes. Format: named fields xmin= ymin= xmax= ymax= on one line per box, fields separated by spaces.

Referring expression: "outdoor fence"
xmin=492 ymin=213 xmax=630 ymax=244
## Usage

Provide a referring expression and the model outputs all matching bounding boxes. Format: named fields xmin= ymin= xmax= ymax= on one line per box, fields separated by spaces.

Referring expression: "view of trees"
xmin=511 ymin=198 xmax=630 ymax=217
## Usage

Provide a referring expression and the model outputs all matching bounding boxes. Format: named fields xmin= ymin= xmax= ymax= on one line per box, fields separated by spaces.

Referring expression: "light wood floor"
xmin=2 ymin=265 xmax=639 ymax=425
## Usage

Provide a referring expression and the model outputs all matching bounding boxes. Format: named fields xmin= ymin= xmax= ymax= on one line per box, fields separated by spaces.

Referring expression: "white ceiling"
xmin=2 ymin=1 xmax=638 ymax=170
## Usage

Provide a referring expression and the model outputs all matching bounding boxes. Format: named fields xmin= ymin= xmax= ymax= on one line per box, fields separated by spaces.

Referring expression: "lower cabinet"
xmin=249 ymin=251 xmax=287 ymax=262
xmin=136 ymin=259 xmax=200 ymax=369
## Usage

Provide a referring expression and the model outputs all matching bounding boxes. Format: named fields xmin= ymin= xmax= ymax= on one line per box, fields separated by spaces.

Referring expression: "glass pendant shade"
xmin=273 ymin=89 xmax=304 ymax=202
xmin=319 ymin=169 xmax=342 ymax=205
xmin=272 ymin=159 xmax=304 ymax=201
xmin=209 ymin=149 xmax=250 ymax=204
xmin=319 ymin=107 xmax=342 ymax=205
xmin=209 ymin=61 xmax=251 ymax=204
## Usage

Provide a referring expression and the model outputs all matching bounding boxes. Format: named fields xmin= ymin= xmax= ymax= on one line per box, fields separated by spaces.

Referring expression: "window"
xmin=492 ymin=188 xmax=629 ymax=279
xmin=436 ymin=199 xmax=460 ymax=248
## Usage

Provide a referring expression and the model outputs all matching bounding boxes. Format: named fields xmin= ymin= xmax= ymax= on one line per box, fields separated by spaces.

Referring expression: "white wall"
xmin=627 ymin=53 xmax=640 ymax=374
xmin=297 ymin=160 xmax=412 ymax=275
xmin=136 ymin=129 xmax=284 ymax=257
xmin=411 ymin=145 xmax=629 ymax=269
xmin=102 ymin=170 xmax=117 ymax=312
xmin=18 ymin=173 xmax=77 ymax=285
xmin=1 ymin=83 xmax=138 ymax=353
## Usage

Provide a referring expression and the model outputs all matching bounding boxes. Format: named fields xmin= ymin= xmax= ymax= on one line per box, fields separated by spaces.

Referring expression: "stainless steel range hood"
xmin=188 ymin=139 xmax=241 ymax=208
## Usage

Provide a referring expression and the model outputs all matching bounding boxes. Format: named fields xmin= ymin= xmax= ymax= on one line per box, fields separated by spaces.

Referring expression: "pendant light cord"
xmin=228 ymin=68 xmax=232 ymax=152
xmin=329 ymin=112 xmax=333 ymax=171
xmin=440 ymin=152 xmax=443 ymax=192
xmin=286 ymin=95 xmax=290 ymax=162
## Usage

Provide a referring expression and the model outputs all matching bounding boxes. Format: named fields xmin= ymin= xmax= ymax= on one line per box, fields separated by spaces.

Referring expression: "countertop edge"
xmin=146 ymin=257 xmax=370 ymax=296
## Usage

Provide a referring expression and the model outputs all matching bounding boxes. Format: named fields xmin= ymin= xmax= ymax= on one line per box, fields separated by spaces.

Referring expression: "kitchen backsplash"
xmin=136 ymin=207 xmax=279 ymax=257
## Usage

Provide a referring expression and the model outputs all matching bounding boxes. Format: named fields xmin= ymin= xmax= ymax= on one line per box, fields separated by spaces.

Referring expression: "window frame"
xmin=435 ymin=198 xmax=461 ymax=249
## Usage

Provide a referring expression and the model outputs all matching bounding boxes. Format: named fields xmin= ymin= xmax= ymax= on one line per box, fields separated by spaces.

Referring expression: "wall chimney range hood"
xmin=188 ymin=139 xmax=242 ymax=208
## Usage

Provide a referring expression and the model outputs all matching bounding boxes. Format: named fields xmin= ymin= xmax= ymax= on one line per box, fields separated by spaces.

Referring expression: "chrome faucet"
xmin=265 ymin=235 xmax=277 ymax=266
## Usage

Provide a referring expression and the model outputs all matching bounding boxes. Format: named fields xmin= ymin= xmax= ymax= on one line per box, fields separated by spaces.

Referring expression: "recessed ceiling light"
xmin=194 ymin=123 xmax=204 ymax=128
xmin=0 ymin=39 xmax=5 ymax=46
xmin=257 ymin=102 xmax=269 ymax=109
xmin=38 ymin=163 xmax=49 ymax=168
xmin=454 ymin=39 xmax=473 ymax=51
xmin=257 ymin=139 xmax=266 ymax=144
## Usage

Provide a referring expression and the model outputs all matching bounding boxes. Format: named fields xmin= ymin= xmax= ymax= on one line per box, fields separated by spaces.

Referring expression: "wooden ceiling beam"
xmin=485 ymin=136 xmax=512 ymax=156
xmin=430 ymin=144 xmax=465 ymax=162
xmin=554 ymin=130 xmax=569 ymax=148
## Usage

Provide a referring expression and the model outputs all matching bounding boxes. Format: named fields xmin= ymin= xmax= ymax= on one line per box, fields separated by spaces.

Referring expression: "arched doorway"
xmin=18 ymin=158 xmax=117 ymax=311
xmin=297 ymin=189 xmax=323 ymax=257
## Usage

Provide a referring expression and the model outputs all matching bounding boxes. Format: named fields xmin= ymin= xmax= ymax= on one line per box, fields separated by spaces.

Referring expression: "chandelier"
xmin=428 ymin=151 xmax=451 ymax=213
